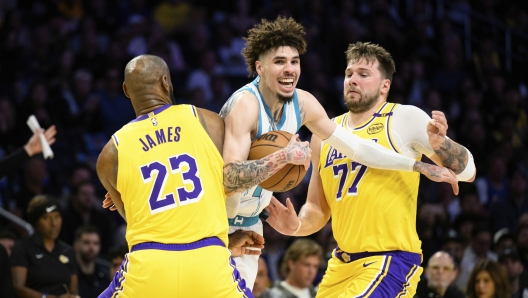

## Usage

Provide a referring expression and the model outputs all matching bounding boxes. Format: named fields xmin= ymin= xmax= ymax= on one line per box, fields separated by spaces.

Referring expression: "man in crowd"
xmin=415 ymin=251 xmax=465 ymax=298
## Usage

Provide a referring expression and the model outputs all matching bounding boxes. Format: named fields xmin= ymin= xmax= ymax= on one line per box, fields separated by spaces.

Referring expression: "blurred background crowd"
xmin=0 ymin=0 xmax=527 ymax=297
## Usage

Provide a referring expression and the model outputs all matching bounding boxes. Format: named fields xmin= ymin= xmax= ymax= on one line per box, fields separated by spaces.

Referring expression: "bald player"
xmin=96 ymin=55 xmax=252 ymax=297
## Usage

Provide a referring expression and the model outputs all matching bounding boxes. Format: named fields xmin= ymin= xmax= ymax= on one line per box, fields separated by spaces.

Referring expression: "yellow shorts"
xmin=317 ymin=250 xmax=423 ymax=298
xmin=99 ymin=238 xmax=251 ymax=298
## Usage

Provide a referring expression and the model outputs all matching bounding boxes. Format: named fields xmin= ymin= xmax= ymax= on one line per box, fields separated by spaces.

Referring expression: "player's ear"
xmin=161 ymin=75 xmax=170 ymax=94
xmin=380 ymin=79 xmax=390 ymax=95
xmin=256 ymin=60 xmax=263 ymax=77
xmin=122 ymin=83 xmax=130 ymax=98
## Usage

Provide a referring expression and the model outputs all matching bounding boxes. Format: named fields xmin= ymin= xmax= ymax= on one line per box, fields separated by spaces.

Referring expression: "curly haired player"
xmin=221 ymin=17 xmax=460 ymax=290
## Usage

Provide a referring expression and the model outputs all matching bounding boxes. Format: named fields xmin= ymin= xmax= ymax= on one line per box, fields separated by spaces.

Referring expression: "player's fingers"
xmin=451 ymin=180 xmax=459 ymax=195
xmin=285 ymin=198 xmax=295 ymax=213
xmin=431 ymin=110 xmax=446 ymax=118
xmin=110 ymin=205 xmax=117 ymax=211
xmin=48 ymin=138 xmax=56 ymax=145
xmin=247 ymin=231 xmax=265 ymax=244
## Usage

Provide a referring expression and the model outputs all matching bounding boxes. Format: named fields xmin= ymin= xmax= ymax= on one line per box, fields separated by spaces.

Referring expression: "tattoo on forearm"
xmin=219 ymin=92 xmax=243 ymax=119
xmin=224 ymin=150 xmax=287 ymax=192
xmin=413 ymin=161 xmax=442 ymax=178
xmin=434 ymin=139 xmax=467 ymax=174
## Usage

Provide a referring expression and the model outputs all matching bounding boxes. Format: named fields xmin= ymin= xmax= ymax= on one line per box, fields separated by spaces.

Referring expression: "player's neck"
xmin=259 ymin=84 xmax=284 ymax=122
xmin=347 ymin=100 xmax=386 ymax=128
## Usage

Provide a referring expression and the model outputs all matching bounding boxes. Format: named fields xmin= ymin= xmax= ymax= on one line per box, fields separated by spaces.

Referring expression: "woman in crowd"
xmin=10 ymin=195 xmax=79 ymax=298
xmin=466 ymin=259 xmax=510 ymax=298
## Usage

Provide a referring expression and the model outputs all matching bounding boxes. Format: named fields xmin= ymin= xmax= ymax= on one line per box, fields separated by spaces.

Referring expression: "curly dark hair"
xmin=345 ymin=42 xmax=396 ymax=81
xmin=242 ymin=16 xmax=307 ymax=77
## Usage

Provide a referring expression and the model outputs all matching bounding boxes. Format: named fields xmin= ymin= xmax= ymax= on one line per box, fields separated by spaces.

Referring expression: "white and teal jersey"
xmin=224 ymin=76 xmax=302 ymax=225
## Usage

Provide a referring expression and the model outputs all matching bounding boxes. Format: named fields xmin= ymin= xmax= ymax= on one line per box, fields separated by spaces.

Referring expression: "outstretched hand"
xmin=265 ymin=196 xmax=299 ymax=235
xmin=24 ymin=125 xmax=56 ymax=156
xmin=228 ymin=230 xmax=265 ymax=257
xmin=415 ymin=162 xmax=459 ymax=195
xmin=103 ymin=193 xmax=117 ymax=211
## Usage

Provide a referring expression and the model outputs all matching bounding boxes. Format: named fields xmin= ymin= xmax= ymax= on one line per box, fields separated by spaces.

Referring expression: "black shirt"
xmin=77 ymin=259 xmax=110 ymax=298
xmin=0 ymin=245 xmax=14 ymax=298
xmin=415 ymin=278 xmax=465 ymax=298
xmin=10 ymin=233 xmax=76 ymax=296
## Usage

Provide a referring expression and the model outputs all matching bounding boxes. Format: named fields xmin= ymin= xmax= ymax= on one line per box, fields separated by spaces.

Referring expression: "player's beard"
xmin=278 ymin=93 xmax=294 ymax=103
xmin=169 ymin=85 xmax=177 ymax=105
xmin=344 ymin=88 xmax=379 ymax=113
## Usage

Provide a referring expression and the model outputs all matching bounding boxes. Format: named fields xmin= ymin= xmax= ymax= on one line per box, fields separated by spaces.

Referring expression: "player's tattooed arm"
xmin=433 ymin=139 xmax=468 ymax=174
xmin=223 ymin=139 xmax=311 ymax=193
xmin=223 ymin=150 xmax=287 ymax=193
xmin=219 ymin=92 xmax=244 ymax=119
xmin=413 ymin=161 xmax=459 ymax=195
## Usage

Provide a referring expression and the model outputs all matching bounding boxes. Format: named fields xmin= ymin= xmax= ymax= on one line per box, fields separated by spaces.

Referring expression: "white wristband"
xmin=456 ymin=147 xmax=476 ymax=181
xmin=290 ymin=219 xmax=302 ymax=235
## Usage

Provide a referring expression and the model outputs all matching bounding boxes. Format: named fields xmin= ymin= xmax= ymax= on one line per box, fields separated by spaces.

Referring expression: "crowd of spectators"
xmin=0 ymin=0 xmax=527 ymax=297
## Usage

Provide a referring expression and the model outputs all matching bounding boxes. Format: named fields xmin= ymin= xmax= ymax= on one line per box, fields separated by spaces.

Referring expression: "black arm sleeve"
xmin=0 ymin=147 xmax=29 ymax=177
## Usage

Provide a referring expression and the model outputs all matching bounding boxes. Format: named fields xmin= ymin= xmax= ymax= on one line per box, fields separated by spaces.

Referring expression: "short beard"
xmin=344 ymin=91 xmax=379 ymax=113
xmin=278 ymin=93 xmax=293 ymax=103
xmin=169 ymin=86 xmax=177 ymax=105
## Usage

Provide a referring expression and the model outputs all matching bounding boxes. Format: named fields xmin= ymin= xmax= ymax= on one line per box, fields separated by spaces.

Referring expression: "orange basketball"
xmin=248 ymin=131 xmax=307 ymax=192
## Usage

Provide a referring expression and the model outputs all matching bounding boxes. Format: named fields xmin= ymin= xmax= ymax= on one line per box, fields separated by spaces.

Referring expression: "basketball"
xmin=248 ymin=131 xmax=307 ymax=192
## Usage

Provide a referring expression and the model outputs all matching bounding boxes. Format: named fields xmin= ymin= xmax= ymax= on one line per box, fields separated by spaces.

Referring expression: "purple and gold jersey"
xmin=319 ymin=102 xmax=422 ymax=254
xmin=112 ymin=104 xmax=228 ymax=248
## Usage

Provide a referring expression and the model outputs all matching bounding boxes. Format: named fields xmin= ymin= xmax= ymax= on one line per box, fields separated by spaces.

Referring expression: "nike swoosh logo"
xmin=46 ymin=205 xmax=57 ymax=213
xmin=35 ymin=254 xmax=43 ymax=259
xmin=363 ymin=261 xmax=377 ymax=267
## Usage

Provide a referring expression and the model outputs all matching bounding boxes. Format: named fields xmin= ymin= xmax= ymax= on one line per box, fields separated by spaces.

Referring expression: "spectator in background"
xmin=415 ymin=251 xmax=465 ymax=298
xmin=456 ymin=225 xmax=497 ymax=291
xmin=253 ymin=258 xmax=271 ymax=298
xmin=466 ymin=260 xmax=510 ymax=298
xmin=60 ymin=181 xmax=115 ymax=255
xmin=0 ymin=230 xmax=17 ymax=256
xmin=186 ymin=49 xmax=223 ymax=103
xmin=267 ymin=239 xmax=322 ymax=298
xmin=14 ymin=156 xmax=59 ymax=219
xmin=491 ymin=170 xmax=528 ymax=234
xmin=153 ymin=0 xmax=192 ymax=35
xmin=497 ymin=248 xmax=528 ymax=298
xmin=0 ymin=126 xmax=56 ymax=178
xmin=476 ymin=155 xmax=509 ymax=208
xmin=107 ymin=244 xmax=128 ymax=280
xmin=493 ymin=228 xmax=517 ymax=255
xmin=441 ymin=234 xmax=465 ymax=267
xmin=0 ymin=244 xmax=14 ymax=298
xmin=10 ymin=195 xmax=79 ymax=298
xmin=417 ymin=203 xmax=448 ymax=264
xmin=73 ymin=225 xmax=109 ymax=298
xmin=96 ymin=67 xmax=136 ymax=137
xmin=517 ymin=224 xmax=528 ymax=269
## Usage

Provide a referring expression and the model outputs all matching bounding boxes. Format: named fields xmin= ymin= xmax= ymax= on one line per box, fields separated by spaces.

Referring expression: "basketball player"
xmin=96 ymin=55 xmax=253 ymax=297
xmin=265 ymin=42 xmax=477 ymax=297
xmin=221 ymin=17 xmax=460 ymax=290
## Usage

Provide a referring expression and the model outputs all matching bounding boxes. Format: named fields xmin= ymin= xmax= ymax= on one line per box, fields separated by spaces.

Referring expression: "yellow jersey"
xmin=320 ymin=102 xmax=421 ymax=254
xmin=113 ymin=104 xmax=228 ymax=248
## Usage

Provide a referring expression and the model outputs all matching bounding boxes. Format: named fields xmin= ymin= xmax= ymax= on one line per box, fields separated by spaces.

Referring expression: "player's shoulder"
xmin=392 ymin=104 xmax=429 ymax=118
xmin=220 ymin=89 xmax=259 ymax=119
xmin=295 ymin=88 xmax=315 ymax=100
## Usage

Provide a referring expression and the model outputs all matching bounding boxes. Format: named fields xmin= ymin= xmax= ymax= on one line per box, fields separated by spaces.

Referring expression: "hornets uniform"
xmin=223 ymin=77 xmax=301 ymax=290
xmin=99 ymin=104 xmax=251 ymax=298
xmin=317 ymin=103 xmax=424 ymax=298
